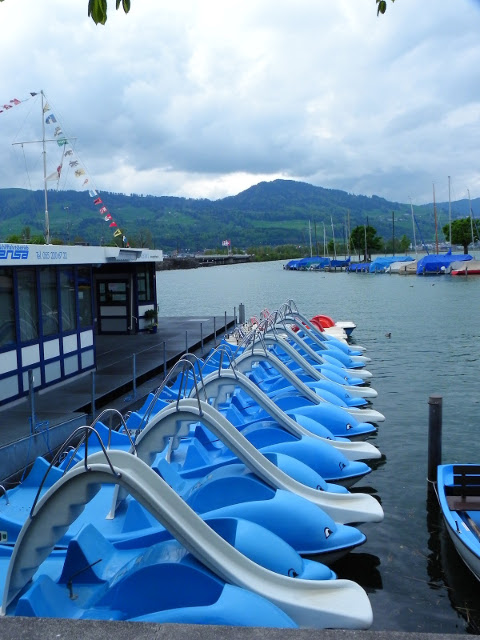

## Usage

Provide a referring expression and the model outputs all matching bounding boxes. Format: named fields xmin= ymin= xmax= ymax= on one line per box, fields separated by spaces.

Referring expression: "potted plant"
xmin=144 ymin=308 xmax=158 ymax=333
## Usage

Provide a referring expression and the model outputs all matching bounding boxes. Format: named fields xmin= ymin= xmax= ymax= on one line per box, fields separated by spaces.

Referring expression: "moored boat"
xmin=437 ymin=464 xmax=480 ymax=582
xmin=450 ymin=259 xmax=480 ymax=276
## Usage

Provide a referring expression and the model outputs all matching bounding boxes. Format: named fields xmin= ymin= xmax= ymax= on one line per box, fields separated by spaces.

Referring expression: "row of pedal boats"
xmin=0 ymin=301 xmax=386 ymax=629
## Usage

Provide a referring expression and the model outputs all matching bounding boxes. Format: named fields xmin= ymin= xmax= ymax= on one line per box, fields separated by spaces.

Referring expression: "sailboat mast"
xmin=330 ymin=216 xmax=337 ymax=259
xmin=41 ymin=90 xmax=50 ymax=244
xmin=448 ymin=175 xmax=452 ymax=246
xmin=346 ymin=210 xmax=350 ymax=257
xmin=468 ymin=188 xmax=474 ymax=248
xmin=392 ymin=210 xmax=395 ymax=256
xmin=433 ymin=183 xmax=439 ymax=254
xmin=409 ymin=198 xmax=417 ymax=257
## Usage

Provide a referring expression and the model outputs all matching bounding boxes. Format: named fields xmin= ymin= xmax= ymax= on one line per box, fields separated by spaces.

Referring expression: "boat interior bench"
xmin=445 ymin=465 xmax=480 ymax=511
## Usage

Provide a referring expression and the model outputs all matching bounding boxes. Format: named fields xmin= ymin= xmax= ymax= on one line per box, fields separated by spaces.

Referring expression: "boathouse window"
xmin=39 ymin=267 xmax=59 ymax=335
xmin=0 ymin=268 xmax=15 ymax=347
xmin=137 ymin=265 xmax=154 ymax=302
xmin=78 ymin=267 xmax=93 ymax=328
xmin=17 ymin=268 xmax=39 ymax=342
xmin=60 ymin=268 xmax=76 ymax=332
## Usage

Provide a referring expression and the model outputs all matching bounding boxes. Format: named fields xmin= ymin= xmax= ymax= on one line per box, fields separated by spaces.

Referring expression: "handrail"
xmin=0 ymin=485 xmax=9 ymax=506
xmin=29 ymin=424 xmax=124 ymax=517
xmin=61 ymin=409 xmax=135 ymax=472
xmin=135 ymin=355 xmax=209 ymax=430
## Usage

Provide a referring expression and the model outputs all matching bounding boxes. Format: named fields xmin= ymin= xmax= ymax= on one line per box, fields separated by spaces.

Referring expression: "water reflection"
xmin=331 ymin=551 xmax=383 ymax=591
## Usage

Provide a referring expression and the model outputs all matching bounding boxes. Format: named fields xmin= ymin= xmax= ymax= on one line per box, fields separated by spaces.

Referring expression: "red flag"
xmin=109 ymin=222 xmax=117 ymax=227
xmin=99 ymin=206 xmax=107 ymax=214
xmin=93 ymin=197 xmax=102 ymax=205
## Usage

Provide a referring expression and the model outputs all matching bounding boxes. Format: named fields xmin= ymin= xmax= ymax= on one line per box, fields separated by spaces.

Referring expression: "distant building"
xmin=0 ymin=243 xmax=162 ymax=406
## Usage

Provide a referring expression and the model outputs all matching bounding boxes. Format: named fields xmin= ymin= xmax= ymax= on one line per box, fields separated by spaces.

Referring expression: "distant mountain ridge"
xmin=0 ymin=179 xmax=477 ymax=251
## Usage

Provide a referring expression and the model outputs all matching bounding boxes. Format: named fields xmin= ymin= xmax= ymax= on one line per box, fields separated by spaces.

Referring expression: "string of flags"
xmin=0 ymin=91 xmax=37 ymax=114
xmin=222 ymin=239 xmax=231 ymax=246
xmin=3 ymin=91 xmax=129 ymax=247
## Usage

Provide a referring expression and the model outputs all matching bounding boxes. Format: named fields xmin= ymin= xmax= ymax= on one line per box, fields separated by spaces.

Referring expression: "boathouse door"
xmin=96 ymin=278 xmax=131 ymax=334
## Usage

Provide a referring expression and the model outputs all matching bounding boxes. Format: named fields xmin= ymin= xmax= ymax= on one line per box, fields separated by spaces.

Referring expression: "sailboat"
xmin=451 ymin=188 xmax=480 ymax=275
xmin=416 ymin=183 xmax=473 ymax=275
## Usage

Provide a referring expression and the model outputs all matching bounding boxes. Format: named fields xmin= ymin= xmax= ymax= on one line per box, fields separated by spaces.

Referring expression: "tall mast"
xmin=392 ymin=210 xmax=395 ymax=256
xmin=330 ymin=216 xmax=337 ymax=259
xmin=433 ymin=183 xmax=439 ymax=254
xmin=308 ymin=220 xmax=312 ymax=257
xmin=346 ymin=210 xmax=350 ymax=257
xmin=41 ymin=90 xmax=50 ymax=244
xmin=448 ymin=175 xmax=452 ymax=246
xmin=409 ymin=198 xmax=417 ymax=257
xmin=468 ymin=188 xmax=474 ymax=248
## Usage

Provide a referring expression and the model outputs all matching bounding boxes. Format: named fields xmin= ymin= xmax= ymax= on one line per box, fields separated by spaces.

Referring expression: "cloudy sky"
xmin=1 ymin=0 xmax=479 ymax=206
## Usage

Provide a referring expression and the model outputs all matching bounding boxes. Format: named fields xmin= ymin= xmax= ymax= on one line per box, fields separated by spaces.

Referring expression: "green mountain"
xmin=0 ymin=180 xmax=477 ymax=251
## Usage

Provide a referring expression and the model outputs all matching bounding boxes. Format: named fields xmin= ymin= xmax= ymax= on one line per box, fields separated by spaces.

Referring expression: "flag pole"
xmin=41 ymin=90 xmax=50 ymax=244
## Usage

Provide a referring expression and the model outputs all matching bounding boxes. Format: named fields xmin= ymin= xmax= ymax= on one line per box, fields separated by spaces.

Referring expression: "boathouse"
xmin=0 ymin=242 xmax=162 ymax=406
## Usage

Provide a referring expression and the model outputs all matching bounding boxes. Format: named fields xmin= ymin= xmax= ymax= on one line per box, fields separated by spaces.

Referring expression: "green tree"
xmin=350 ymin=225 xmax=383 ymax=261
xmin=443 ymin=218 xmax=478 ymax=254
xmin=383 ymin=234 xmax=410 ymax=254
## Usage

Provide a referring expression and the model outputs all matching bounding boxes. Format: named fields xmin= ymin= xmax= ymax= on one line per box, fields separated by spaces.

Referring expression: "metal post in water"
xmin=234 ymin=306 xmax=237 ymax=330
xmin=427 ymin=394 xmax=443 ymax=484
xmin=28 ymin=370 xmax=35 ymax=432
xmin=185 ymin=330 xmax=188 ymax=353
xmin=91 ymin=371 xmax=96 ymax=418
xmin=239 ymin=303 xmax=246 ymax=324
xmin=132 ymin=353 xmax=137 ymax=400
xmin=213 ymin=317 xmax=217 ymax=346
xmin=200 ymin=322 xmax=204 ymax=357
xmin=224 ymin=311 xmax=227 ymax=333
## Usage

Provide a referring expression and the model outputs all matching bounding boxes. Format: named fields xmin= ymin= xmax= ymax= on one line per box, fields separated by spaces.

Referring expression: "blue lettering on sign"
xmin=0 ymin=244 xmax=29 ymax=260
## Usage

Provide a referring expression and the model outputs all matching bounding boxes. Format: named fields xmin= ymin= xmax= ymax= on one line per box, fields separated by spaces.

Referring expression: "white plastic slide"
xmin=1 ymin=449 xmax=373 ymax=629
xmin=193 ymin=367 xmax=382 ymax=461
xmin=125 ymin=398 xmax=384 ymax=524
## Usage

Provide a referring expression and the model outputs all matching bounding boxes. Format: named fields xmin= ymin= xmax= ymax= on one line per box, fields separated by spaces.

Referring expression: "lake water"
xmin=156 ymin=260 xmax=480 ymax=634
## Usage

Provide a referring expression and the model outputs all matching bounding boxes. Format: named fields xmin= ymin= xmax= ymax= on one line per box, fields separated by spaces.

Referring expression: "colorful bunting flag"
xmin=45 ymin=165 xmax=62 ymax=181
xmin=0 ymin=92 xmax=38 ymax=115
xmin=3 ymin=89 xmax=130 ymax=247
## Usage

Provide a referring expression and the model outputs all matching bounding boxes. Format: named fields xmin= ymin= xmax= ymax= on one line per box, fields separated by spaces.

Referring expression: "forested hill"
xmin=0 ymin=179 xmax=476 ymax=251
